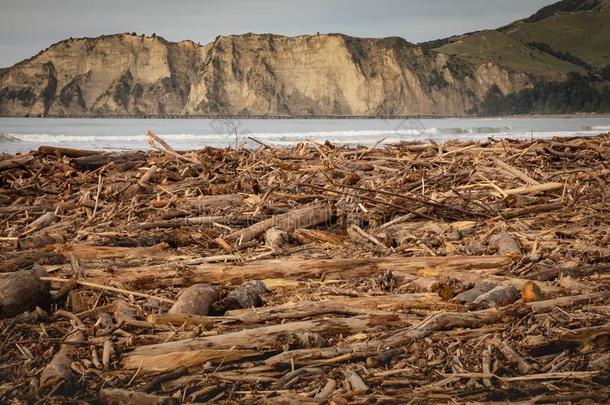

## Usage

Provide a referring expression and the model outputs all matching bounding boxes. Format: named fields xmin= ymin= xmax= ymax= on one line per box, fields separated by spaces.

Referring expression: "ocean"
xmin=1 ymin=116 xmax=610 ymax=154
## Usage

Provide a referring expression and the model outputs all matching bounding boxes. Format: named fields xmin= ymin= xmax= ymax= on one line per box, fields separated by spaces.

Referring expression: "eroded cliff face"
xmin=0 ymin=33 xmax=537 ymax=116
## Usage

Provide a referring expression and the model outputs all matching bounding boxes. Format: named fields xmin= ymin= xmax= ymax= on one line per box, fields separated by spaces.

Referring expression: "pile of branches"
xmin=0 ymin=132 xmax=608 ymax=403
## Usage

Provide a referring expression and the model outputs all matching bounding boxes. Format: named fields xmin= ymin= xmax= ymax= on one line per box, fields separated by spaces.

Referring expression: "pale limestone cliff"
xmin=0 ymin=33 xmax=537 ymax=116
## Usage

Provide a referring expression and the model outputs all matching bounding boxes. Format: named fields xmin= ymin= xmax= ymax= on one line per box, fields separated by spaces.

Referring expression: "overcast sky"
xmin=0 ymin=0 xmax=557 ymax=67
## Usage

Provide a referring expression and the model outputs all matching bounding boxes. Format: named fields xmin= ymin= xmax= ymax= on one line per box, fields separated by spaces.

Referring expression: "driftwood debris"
xmin=1 ymin=134 xmax=609 ymax=402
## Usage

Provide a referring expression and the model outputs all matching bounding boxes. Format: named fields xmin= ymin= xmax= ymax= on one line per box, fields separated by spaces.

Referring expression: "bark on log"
xmin=71 ymin=152 xmax=146 ymax=171
xmin=489 ymin=233 xmax=521 ymax=257
xmin=450 ymin=282 xmax=495 ymax=305
xmin=0 ymin=267 xmax=50 ymax=319
xmin=169 ymin=284 xmax=220 ymax=316
xmin=264 ymin=227 xmax=289 ymax=249
xmin=472 ymin=285 xmax=520 ymax=309
xmin=211 ymin=280 xmax=266 ymax=314
xmin=521 ymin=281 xmax=543 ymax=303
xmin=0 ymin=250 xmax=66 ymax=272
xmin=223 ymin=205 xmax=334 ymax=245
xmin=366 ymin=348 xmax=401 ymax=368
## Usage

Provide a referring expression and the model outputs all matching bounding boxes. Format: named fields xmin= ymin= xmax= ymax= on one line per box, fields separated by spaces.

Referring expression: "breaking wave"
xmin=1 ymin=128 xmax=442 ymax=144
xmin=1 ymin=117 xmax=609 ymax=153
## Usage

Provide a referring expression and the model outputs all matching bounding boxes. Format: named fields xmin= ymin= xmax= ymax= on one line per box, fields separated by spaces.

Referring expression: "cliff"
xmin=1 ymin=0 xmax=608 ymax=117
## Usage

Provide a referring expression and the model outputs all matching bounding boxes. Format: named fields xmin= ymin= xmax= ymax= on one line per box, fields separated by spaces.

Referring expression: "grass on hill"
xmin=435 ymin=30 xmax=584 ymax=76
xmin=504 ymin=8 xmax=610 ymax=68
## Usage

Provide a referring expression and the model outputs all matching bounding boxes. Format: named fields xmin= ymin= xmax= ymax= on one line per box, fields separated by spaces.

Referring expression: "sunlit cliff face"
xmin=0 ymin=33 xmax=537 ymax=116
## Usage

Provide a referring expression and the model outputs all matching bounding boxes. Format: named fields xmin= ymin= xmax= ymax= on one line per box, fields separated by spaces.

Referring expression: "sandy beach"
xmin=1 ymin=133 xmax=608 ymax=402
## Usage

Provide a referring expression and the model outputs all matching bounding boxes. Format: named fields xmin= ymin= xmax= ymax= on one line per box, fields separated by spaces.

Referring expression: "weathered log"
xmin=66 ymin=243 xmax=169 ymax=261
xmin=529 ymin=263 xmax=610 ymax=282
xmin=103 ymin=255 xmax=511 ymax=289
xmin=37 ymin=145 xmax=102 ymax=158
xmin=122 ymin=315 xmax=401 ymax=372
xmin=500 ymin=202 xmax=563 ymax=219
xmin=493 ymin=339 xmax=535 ymax=374
xmin=385 ymin=307 xmax=521 ymax=343
xmin=169 ymin=284 xmax=220 ymax=316
xmin=98 ymin=388 xmax=179 ymax=405
xmin=22 ymin=211 xmax=56 ymax=234
xmin=0 ymin=267 xmax=50 ymax=319
xmin=0 ymin=250 xmax=66 ymax=272
xmin=18 ymin=232 xmax=64 ymax=250
xmin=149 ymin=293 xmax=451 ymax=328
xmin=223 ymin=205 xmax=334 ymax=245
xmin=131 ymin=214 xmax=264 ymax=231
xmin=292 ymin=228 xmax=345 ymax=245
xmin=314 ymin=379 xmax=337 ymax=400
xmin=0 ymin=154 xmax=34 ymax=171
xmin=225 ymin=299 xmax=413 ymax=324
xmin=141 ymin=366 xmax=189 ymax=393
xmin=344 ymin=369 xmax=369 ymax=393
xmin=526 ymin=291 xmax=610 ymax=313
xmin=40 ymin=316 xmax=85 ymax=390
xmin=472 ymin=285 xmax=520 ymax=309
xmin=366 ymin=348 xmax=401 ymax=368
xmin=70 ymin=151 xmax=146 ymax=171
xmin=493 ymin=159 xmax=540 ymax=185
xmin=521 ymin=324 xmax=610 ymax=356
xmin=503 ymin=182 xmax=563 ymax=196
xmin=211 ymin=280 xmax=266 ymax=314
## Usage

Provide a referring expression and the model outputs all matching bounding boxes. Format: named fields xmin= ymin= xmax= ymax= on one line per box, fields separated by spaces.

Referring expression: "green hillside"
xmin=435 ymin=30 xmax=584 ymax=76
xmin=434 ymin=0 xmax=610 ymax=75
xmin=504 ymin=7 xmax=610 ymax=68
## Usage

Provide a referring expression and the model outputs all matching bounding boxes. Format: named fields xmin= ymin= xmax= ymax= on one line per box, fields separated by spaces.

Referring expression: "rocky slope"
xmin=0 ymin=0 xmax=608 ymax=117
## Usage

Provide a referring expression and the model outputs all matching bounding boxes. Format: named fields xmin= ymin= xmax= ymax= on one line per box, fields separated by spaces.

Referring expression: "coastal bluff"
xmin=1 ymin=0 xmax=609 ymax=116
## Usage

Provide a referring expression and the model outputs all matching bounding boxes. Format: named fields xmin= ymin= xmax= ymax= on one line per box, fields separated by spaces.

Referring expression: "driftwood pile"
xmin=0 ymin=132 xmax=609 ymax=403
